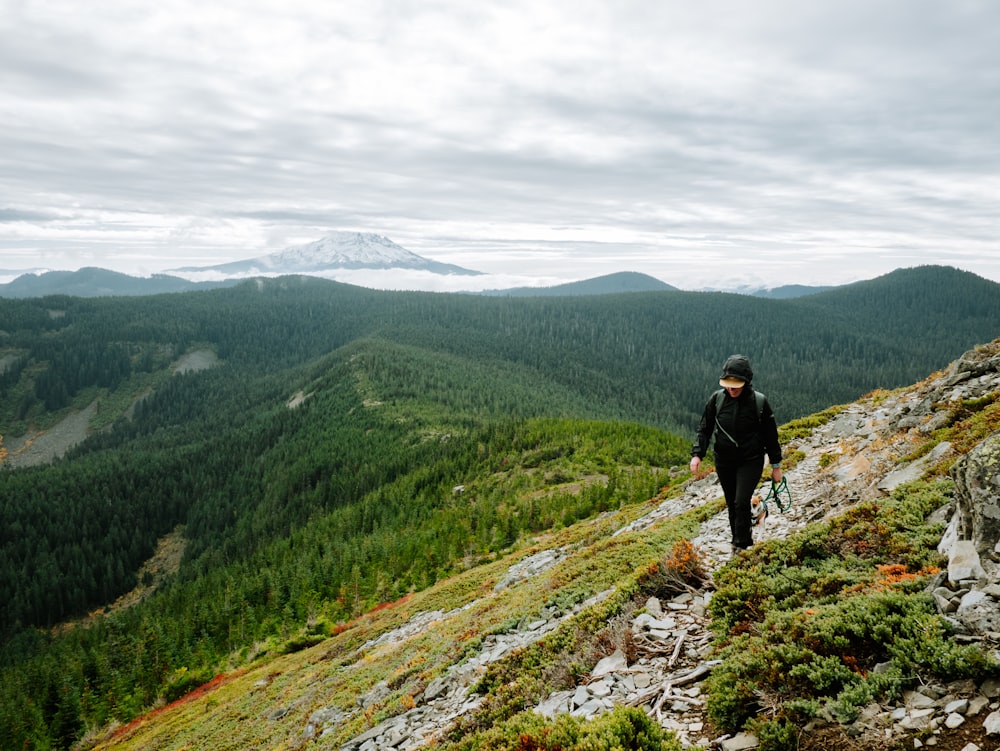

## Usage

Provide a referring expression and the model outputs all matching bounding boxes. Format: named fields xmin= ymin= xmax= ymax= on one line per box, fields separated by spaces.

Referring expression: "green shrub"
xmin=281 ymin=632 xmax=327 ymax=654
xmin=703 ymin=636 xmax=765 ymax=731
xmin=750 ymin=717 xmax=800 ymax=751
xmin=442 ymin=706 xmax=682 ymax=751
xmin=778 ymin=406 xmax=846 ymax=441
xmin=161 ymin=665 xmax=215 ymax=704
xmin=703 ymin=479 xmax=1000 ymax=736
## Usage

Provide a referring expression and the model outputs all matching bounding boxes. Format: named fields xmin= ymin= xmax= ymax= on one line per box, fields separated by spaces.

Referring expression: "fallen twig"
xmin=668 ymin=628 xmax=687 ymax=667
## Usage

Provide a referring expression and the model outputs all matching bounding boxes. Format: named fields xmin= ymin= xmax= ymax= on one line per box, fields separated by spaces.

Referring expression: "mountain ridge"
xmin=75 ymin=341 xmax=1000 ymax=751
xmin=478 ymin=271 xmax=677 ymax=296
xmin=0 ymin=260 xmax=974 ymax=301
xmin=0 ymin=266 xmax=672 ymax=299
xmin=0 ymin=267 xmax=238 ymax=298
xmin=2 ymin=264 xmax=998 ymax=441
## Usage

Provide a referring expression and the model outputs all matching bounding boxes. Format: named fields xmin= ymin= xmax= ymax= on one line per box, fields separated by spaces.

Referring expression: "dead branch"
xmin=668 ymin=628 xmax=687 ymax=667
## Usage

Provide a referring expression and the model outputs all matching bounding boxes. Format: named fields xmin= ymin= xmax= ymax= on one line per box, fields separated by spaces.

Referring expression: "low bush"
xmin=778 ymin=406 xmax=846 ymax=442
xmin=443 ymin=705 xmax=682 ymax=751
xmin=703 ymin=479 xmax=998 ymax=736
xmin=638 ymin=538 xmax=709 ymax=600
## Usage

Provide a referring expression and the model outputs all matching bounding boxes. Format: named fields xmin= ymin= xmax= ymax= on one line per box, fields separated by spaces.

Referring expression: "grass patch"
xmin=778 ymin=405 xmax=847 ymax=442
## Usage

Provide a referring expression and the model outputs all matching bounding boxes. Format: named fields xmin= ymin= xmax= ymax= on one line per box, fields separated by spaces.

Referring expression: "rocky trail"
xmin=296 ymin=347 xmax=1000 ymax=750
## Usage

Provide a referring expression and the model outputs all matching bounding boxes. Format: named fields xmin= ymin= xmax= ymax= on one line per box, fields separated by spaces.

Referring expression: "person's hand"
xmin=690 ymin=456 xmax=701 ymax=475
xmin=771 ymin=466 xmax=783 ymax=483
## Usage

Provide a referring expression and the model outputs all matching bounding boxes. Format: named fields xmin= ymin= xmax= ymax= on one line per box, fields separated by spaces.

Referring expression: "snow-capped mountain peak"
xmin=169 ymin=232 xmax=481 ymax=277
xmin=259 ymin=233 xmax=430 ymax=270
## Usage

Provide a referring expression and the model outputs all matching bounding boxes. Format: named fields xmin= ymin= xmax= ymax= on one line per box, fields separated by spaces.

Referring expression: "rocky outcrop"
xmin=950 ymin=433 xmax=1000 ymax=560
xmin=930 ymin=346 xmax=1000 ymax=638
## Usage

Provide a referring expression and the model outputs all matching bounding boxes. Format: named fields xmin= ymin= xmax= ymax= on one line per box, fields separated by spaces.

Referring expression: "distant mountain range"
xmin=0 ymin=231 xmax=834 ymax=298
xmin=482 ymin=274 xmax=833 ymax=298
xmin=479 ymin=271 xmax=678 ymax=296
xmin=729 ymin=283 xmax=835 ymax=299
xmin=0 ymin=267 xmax=238 ymax=298
xmin=0 ymin=267 xmax=833 ymax=299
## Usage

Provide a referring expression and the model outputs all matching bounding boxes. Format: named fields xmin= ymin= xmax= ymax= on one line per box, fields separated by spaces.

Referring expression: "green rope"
xmin=762 ymin=476 xmax=792 ymax=513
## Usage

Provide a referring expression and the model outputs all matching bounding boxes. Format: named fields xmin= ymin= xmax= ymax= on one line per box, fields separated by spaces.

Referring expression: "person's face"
xmin=726 ymin=383 xmax=744 ymax=397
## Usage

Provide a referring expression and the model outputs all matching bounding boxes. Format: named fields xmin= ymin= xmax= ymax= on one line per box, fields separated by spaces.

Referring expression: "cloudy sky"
xmin=2 ymin=0 xmax=999 ymax=291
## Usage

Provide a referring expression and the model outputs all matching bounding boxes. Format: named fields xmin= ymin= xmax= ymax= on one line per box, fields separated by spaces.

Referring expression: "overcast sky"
xmin=2 ymin=0 xmax=1000 ymax=291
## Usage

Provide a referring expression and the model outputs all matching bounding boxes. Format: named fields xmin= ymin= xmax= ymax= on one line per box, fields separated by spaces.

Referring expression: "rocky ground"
xmin=320 ymin=348 xmax=1000 ymax=750
xmin=4 ymin=398 xmax=98 ymax=467
xmin=4 ymin=348 xmax=219 ymax=469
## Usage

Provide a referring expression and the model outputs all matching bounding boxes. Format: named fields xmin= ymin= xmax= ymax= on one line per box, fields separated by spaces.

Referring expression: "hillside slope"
xmin=3 ymin=267 xmax=1000 ymax=750
xmin=83 ymin=342 xmax=1000 ymax=751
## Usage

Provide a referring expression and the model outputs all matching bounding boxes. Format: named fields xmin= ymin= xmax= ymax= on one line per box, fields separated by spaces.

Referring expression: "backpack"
xmin=712 ymin=388 xmax=767 ymax=449
xmin=713 ymin=388 xmax=766 ymax=422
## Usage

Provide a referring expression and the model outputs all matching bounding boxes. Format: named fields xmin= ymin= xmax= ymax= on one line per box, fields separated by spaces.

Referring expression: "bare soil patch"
xmin=5 ymin=399 xmax=99 ymax=468
xmin=172 ymin=348 xmax=219 ymax=374
xmin=53 ymin=527 xmax=187 ymax=634
xmin=0 ymin=353 xmax=20 ymax=373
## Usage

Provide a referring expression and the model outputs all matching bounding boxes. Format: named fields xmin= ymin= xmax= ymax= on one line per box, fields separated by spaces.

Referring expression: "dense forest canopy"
xmin=2 ymin=265 xmax=996 ymax=438
xmin=1 ymin=264 xmax=999 ymax=749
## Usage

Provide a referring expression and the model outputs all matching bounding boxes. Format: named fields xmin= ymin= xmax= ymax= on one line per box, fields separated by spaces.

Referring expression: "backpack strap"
xmin=713 ymin=388 xmax=725 ymax=415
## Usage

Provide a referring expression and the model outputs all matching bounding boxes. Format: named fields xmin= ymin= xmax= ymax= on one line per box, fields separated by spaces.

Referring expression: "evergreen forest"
xmin=1 ymin=264 xmax=999 ymax=749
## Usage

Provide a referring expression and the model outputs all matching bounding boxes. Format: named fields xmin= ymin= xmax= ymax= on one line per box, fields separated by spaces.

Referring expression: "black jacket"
xmin=691 ymin=387 xmax=782 ymax=466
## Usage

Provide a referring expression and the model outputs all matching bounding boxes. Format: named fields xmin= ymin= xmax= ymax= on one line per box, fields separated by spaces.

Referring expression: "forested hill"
xmin=1 ymin=264 xmax=997 ymax=442
xmin=0 ymin=264 xmax=999 ymax=749
xmin=478 ymin=271 xmax=677 ymax=296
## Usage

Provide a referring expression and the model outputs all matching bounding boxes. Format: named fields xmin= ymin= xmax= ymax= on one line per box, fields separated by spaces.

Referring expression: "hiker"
xmin=689 ymin=354 xmax=783 ymax=551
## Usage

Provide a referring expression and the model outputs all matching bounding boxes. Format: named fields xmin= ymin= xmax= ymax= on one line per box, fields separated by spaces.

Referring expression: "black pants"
xmin=716 ymin=458 xmax=763 ymax=549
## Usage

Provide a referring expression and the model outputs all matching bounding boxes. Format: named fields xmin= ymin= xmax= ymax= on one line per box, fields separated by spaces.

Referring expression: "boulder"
xmin=720 ymin=732 xmax=760 ymax=750
xmin=985 ymin=710 xmax=1000 ymax=735
xmin=950 ymin=432 xmax=1000 ymax=555
xmin=949 ymin=541 xmax=987 ymax=584
xmin=591 ymin=649 xmax=628 ymax=678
